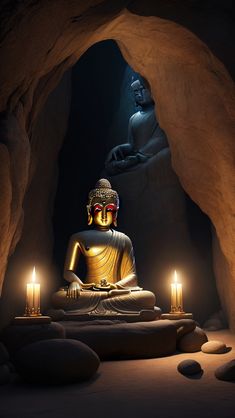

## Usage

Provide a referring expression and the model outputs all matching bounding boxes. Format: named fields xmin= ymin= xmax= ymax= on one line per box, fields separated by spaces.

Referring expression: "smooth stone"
xmin=59 ymin=319 xmax=196 ymax=360
xmin=0 ymin=364 xmax=11 ymax=385
xmin=0 ymin=342 xmax=9 ymax=364
xmin=201 ymin=340 xmax=227 ymax=354
xmin=1 ymin=322 xmax=65 ymax=355
xmin=13 ymin=338 xmax=100 ymax=384
xmin=177 ymin=326 xmax=208 ymax=352
xmin=170 ymin=319 xmax=196 ymax=340
xmin=177 ymin=359 xmax=202 ymax=376
xmin=215 ymin=359 xmax=235 ymax=381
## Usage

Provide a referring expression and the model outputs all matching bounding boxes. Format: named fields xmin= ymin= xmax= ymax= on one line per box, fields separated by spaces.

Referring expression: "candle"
xmin=170 ymin=270 xmax=184 ymax=313
xmin=25 ymin=267 xmax=41 ymax=316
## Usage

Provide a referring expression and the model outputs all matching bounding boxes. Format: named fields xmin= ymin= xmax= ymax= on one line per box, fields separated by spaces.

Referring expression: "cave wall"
xmin=0 ymin=71 xmax=71 ymax=326
xmin=0 ymin=1 xmax=235 ymax=328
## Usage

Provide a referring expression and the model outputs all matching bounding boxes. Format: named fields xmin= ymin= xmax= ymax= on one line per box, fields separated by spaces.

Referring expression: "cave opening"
xmin=52 ymin=39 xmax=220 ymax=324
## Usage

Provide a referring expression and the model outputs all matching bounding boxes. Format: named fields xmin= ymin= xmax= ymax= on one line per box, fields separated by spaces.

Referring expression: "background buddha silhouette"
xmin=105 ymin=78 xmax=168 ymax=175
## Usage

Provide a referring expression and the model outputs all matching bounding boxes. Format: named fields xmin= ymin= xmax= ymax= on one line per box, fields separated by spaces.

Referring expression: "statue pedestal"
xmin=161 ymin=313 xmax=193 ymax=320
xmin=63 ymin=309 xmax=161 ymax=323
xmin=59 ymin=318 xmax=198 ymax=359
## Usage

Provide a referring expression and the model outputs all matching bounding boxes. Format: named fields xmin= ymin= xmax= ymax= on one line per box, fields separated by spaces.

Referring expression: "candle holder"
xmin=170 ymin=306 xmax=185 ymax=314
xmin=14 ymin=315 xmax=51 ymax=324
xmin=24 ymin=305 xmax=42 ymax=317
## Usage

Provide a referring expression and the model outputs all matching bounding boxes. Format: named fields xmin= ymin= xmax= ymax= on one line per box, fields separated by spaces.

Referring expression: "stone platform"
xmin=58 ymin=318 xmax=197 ymax=360
xmin=0 ymin=318 xmax=205 ymax=362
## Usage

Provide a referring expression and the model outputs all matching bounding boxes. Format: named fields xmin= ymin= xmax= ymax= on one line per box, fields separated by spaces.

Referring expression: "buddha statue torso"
xmin=66 ymin=229 xmax=137 ymax=286
xmin=52 ymin=179 xmax=161 ymax=321
xmin=129 ymin=108 xmax=164 ymax=151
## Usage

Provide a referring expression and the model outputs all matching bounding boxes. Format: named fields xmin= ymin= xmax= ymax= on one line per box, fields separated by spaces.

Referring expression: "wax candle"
xmin=25 ymin=267 xmax=41 ymax=316
xmin=170 ymin=270 xmax=183 ymax=313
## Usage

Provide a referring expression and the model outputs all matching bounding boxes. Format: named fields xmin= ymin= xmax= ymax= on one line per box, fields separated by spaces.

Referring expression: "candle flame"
xmin=32 ymin=266 xmax=36 ymax=282
xmin=174 ymin=270 xmax=178 ymax=283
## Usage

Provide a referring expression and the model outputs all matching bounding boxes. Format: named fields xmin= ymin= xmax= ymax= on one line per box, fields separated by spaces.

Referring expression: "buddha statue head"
xmin=87 ymin=179 xmax=119 ymax=228
xmin=131 ymin=78 xmax=154 ymax=108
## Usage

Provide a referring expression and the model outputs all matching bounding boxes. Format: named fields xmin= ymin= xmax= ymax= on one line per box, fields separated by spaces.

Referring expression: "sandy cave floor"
xmin=0 ymin=330 xmax=235 ymax=418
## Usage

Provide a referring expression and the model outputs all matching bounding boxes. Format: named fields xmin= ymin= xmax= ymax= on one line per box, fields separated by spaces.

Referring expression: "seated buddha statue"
xmin=52 ymin=179 xmax=161 ymax=321
xmin=105 ymin=78 xmax=168 ymax=175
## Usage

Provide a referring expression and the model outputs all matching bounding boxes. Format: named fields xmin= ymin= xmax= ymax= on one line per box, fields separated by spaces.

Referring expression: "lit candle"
xmin=170 ymin=270 xmax=184 ymax=313
xmin=25 ymin=267 xmax=41 ymax=316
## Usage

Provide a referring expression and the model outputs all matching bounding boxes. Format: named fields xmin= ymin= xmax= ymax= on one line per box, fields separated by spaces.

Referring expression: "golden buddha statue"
xmin=52 ymin=179 xmax=161 ymax=320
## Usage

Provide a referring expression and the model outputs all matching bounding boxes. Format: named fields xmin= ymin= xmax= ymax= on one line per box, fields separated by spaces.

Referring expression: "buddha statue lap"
xmin=52 ymin=179 xmax=161 ymax=321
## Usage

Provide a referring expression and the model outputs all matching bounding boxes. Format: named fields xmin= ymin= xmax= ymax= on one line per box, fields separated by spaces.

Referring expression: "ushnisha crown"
xmin=87 ymin=179 xmax=119 ymax=210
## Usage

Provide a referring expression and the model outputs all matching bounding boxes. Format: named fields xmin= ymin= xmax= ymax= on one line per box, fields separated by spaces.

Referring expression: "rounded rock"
xmin=177 ymin=359 xmax=202 ymax=376
xmin=215 ymin=359 xmax=235 ymax=381
xmin=13 ymin=338 xmax=100 ymax=384
xmin=177 ymin=326 xmax=208 ymax=352
xmin=201 ymin=340 xmax=227 ymax=354
xmin=1 ymin=322 xmax=65 ymax=355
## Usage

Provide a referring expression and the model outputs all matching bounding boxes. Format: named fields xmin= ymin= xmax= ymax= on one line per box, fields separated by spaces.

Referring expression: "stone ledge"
xmin=59 ymin=318 xmax=197 ymax=360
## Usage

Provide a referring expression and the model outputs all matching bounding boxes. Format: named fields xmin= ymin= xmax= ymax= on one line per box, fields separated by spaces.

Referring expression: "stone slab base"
xmin=59 ymin=318 xmax=196 ymax=360
xmin=13 ymin=316 xmax=51 ymax=325
xmin=161 ymin=313 xmax=193 ymax=320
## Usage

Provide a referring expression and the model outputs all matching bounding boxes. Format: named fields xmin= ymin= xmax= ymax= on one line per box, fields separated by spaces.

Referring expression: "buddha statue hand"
xmin=92 ymin=280 xmax=117 ymax=291
xmin=99 ymin=279 xmax=117 ymax=289
xmin=67 ymin=281 xmax=81 ymax=299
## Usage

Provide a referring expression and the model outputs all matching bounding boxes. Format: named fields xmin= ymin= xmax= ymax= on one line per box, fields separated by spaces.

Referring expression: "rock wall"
xmin=0 ymin=109 xmax=30 ymax=294
xmin=0 ymin=1 xmax=234 ymax=328
xmin=0 ymin=71 xmax=71 ymax=326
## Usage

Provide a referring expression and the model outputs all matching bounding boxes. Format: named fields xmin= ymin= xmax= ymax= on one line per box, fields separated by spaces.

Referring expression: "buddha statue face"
xmin=131 ymin=79 xmax=153 ymax=108
xmin=93 ymin=202 xmax=118 ymax=228
xmin=87 ymin=179 xmax=119 ymax=228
